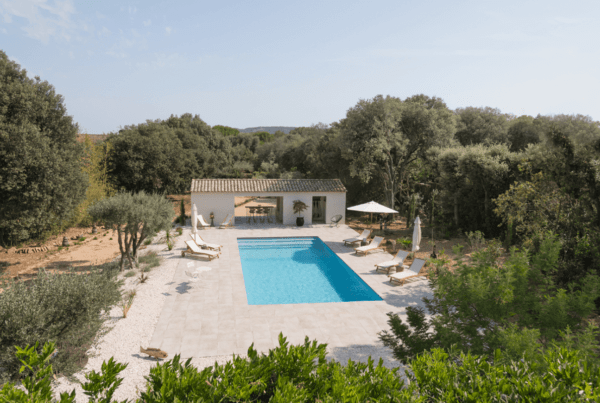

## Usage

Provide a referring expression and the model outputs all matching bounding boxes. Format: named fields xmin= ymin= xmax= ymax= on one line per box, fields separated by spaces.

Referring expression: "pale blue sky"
xmin=1 ymin=0 xmax=599 ymax=133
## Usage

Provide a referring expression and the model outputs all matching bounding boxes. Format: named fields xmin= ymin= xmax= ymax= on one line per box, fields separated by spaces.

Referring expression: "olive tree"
xmin=88 ymin=192 xmax=175 ymax=271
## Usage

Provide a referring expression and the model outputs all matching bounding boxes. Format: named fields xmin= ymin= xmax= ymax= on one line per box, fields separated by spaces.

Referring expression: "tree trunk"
xmin=116 ymin=228 xmax=126 ymax=271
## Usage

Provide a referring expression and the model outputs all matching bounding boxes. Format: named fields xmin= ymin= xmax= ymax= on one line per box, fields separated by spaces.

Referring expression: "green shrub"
xmin=124 ymin=271 xmax=135 ymax=278
xmin=175 ymin=227 xmax=183 ymax=236
xmin=144 ymin=238 xmax=152 ymax=245
xmin=139 ymin=251 xmax=161 ymax=269
xmin=78 ymin=237 xmax=86 ymax=242
xmin=0 ymin=266 xmax=121 ymax=383
xmin=0 ymin=341 xmax=128 ymax=403
xmin=397 ymin=237 xmax=412 ymax=250
xmin=93 ymin=237 xmax=97 ymax=240
xmin=452 ymin=243 xmax=464 ymax=256
xmin=140 ymin=333 xmax=413 ymax=402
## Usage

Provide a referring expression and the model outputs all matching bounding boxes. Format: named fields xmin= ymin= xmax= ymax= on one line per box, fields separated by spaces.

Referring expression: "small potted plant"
xmin=209 ymin=212 xmax=215 ymax=227
xmin=292 ymin=200 xmax=308 ymax=226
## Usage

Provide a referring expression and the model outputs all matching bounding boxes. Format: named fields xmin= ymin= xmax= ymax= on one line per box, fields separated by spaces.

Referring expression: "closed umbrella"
xmin=347 ymin=201 xmax=398 ymax=230
xmin=412 ymin=216 xmax=421 ymax=252
xmin=192 ymin=204 xmax=198 ymax=235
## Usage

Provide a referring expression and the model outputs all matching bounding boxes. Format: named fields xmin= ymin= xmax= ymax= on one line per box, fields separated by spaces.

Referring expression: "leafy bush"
xmin=124 ymin=271 xmax=135 ymax=278
xmin=0 ymin=265 xmax=121 ymax=383
xmin=4 ymin=338 xmax=599 ymax=402
xmin=397 ymin=237 xmax=412 ymax=250
xmin=144 ymin=238 xmax=152 ymax=245
xmin=451 ymin=243 xmax=464 ymax=256
xmin=465 ymin=230 xmax=486 ymax=252
xmin=78 ymin=237 xmax=86 ymax=242
xmin=0 ymin=341 xmax=128 ymax=403
xmin=140 ymin=333 xmax=413 ymax=402
xmin=379 ymin=234 xmax=600 ymax=363
xmin=410 ymin=346 xmax=600 ymax=401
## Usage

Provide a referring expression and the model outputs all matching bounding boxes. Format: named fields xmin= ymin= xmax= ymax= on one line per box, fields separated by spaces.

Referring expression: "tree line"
xmin=2 ymin=50 xmax=599 ymax=290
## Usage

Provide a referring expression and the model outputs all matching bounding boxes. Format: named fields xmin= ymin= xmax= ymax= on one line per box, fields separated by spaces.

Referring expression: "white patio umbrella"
xmin=412 ymin=216 xmax=422 ymax=252
xmin=191 ymin=204 xmax=198 ymax=235
xmin=347 ymin=201 xmax=398 ymax=230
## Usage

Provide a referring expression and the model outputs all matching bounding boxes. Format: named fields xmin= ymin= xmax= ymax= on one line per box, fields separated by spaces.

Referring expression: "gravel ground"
xmin=52 ymin=230 xmax=408 ymax=402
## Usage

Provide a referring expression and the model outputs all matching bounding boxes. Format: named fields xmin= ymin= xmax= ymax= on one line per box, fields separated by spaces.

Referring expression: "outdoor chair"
xmin=388 ymin=258 xmax=428 ymax=286
xmin=197 ymin=215 xmax=211 ymax=230
xmin=219 ymin=214 xmax=234 ymax=229
xmin=343 ymin=230 xmax=371 ymax=247
xmin=375 ymin=250 xmax=409 ymax=274
xmin=182 ymin=240 xmax=220 ymax=260
xmin=354 ymin=236 xmax=385 ymax=256
xmin=190 ymin=233 xmax=222 ymax=251
xmin=330 ymin=214 xmax=343 ymax=227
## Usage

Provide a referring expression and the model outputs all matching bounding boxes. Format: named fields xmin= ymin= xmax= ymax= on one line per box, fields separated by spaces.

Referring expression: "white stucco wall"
xmin=190 ymin=191 xmax=346 ymax=226
xmin=190 ymin=193 xmax=235 ymax=227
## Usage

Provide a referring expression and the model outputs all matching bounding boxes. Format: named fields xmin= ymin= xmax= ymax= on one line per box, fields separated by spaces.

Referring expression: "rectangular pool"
xmin=237 ymin=237 xmax=382 ymax=305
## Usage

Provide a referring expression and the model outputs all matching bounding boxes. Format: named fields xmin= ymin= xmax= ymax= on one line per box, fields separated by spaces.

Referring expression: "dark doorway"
xmin=312 ymin=196 xmax=326 ymax=223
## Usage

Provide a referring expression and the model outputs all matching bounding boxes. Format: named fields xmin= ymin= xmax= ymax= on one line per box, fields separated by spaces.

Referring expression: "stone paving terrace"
xmin=150 ymin=224 xmax=433 ymax=362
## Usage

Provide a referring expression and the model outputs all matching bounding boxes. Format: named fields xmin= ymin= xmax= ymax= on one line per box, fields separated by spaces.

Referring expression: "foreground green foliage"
xmin=0 ymin=266 xmax=121 ymax=384
xmin=0 ymin=50 xmax=87 ymax=246
xmin=88 ymin=192 xmax=174 ymax=271
xmin=410 ymin=346 xmax=600 ymax=402
xmin=141 ymin=334 xmax=412 ymax=402
xmin=379 ymin=235 xmax=600 ymax=364
xmin=0 ymin=341 xmax=128 ymax=403
xmin=4 ymin=337 xmax=599 ymax=402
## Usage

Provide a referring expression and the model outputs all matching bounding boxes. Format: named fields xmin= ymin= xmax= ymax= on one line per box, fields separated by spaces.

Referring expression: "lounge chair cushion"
xmin=190 ymin=234 xmax=222 ymax=251
xmin=185 ymin=240 xmax=219 ymax=257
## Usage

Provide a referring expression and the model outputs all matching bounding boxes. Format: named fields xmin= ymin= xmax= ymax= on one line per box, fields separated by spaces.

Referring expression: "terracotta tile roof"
xmin=191 ymin=179 xmax=346 ymax=193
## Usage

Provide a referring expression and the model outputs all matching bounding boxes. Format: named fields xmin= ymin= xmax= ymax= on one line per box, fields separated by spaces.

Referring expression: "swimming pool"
xmin=237 ymin=237 xmax=382 ymax=305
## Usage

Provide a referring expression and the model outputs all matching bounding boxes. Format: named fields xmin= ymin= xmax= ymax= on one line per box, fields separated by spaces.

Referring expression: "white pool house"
xmin=190 ymin=179 xmax=347 ymax=227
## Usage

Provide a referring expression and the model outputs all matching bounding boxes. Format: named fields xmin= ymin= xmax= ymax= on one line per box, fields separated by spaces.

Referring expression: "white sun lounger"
xmin=182 ymin=240 xmax=220 ymax=260
xmin=375 ymin=250 xmax=410 ymax=274
xmin=388 ymin=259 xmax=428 ymax=286
xmin=219 ymin=214 xmax=234 ymax=229
xmin=189 ymin=233 xmax=222 ymax=251
xmin=344 ymin=230 xmax=371 ymax=246
xmin=197 ymin=215 xmax=211 ymax=229
xmin=354 ymin=236 xmax=385 ymax=256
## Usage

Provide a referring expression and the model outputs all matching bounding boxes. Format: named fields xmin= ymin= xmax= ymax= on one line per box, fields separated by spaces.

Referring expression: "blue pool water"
xmin=237 ymin=237 xmax=382 ymax=305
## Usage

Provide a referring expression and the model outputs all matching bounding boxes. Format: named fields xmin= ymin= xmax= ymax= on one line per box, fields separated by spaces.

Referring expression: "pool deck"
xmin=150 ymin=224 xmax=433 ymax=362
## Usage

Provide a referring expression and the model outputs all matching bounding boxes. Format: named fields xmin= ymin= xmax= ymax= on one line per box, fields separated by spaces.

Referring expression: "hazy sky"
xmin=1 ymin=0 xmax=599 ymax=133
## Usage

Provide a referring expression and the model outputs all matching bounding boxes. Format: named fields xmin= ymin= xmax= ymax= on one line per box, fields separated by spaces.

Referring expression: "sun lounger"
xmin=375 ymin=250 xmax=409 ymax=274
xmin=219 ymin=214 xmax=234 ymax=229
xmin=354 ymin=236 xmax=385 ymax=256
xmin=388 ymin=259 xmax=428 ymax=286
xmin=344 ymin=230 xmax=371 ymax=246
xmin=182 ymin=240 xmax=220 ymax=260
xmin=197 ymin=215 xmax=211 ymax=229
xmin=190 ymin=233 xmax=222 ymax=251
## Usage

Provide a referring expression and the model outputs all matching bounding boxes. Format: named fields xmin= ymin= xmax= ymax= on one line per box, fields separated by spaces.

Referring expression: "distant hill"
xmin=238 ymin=126 xmax=296 ymax=134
